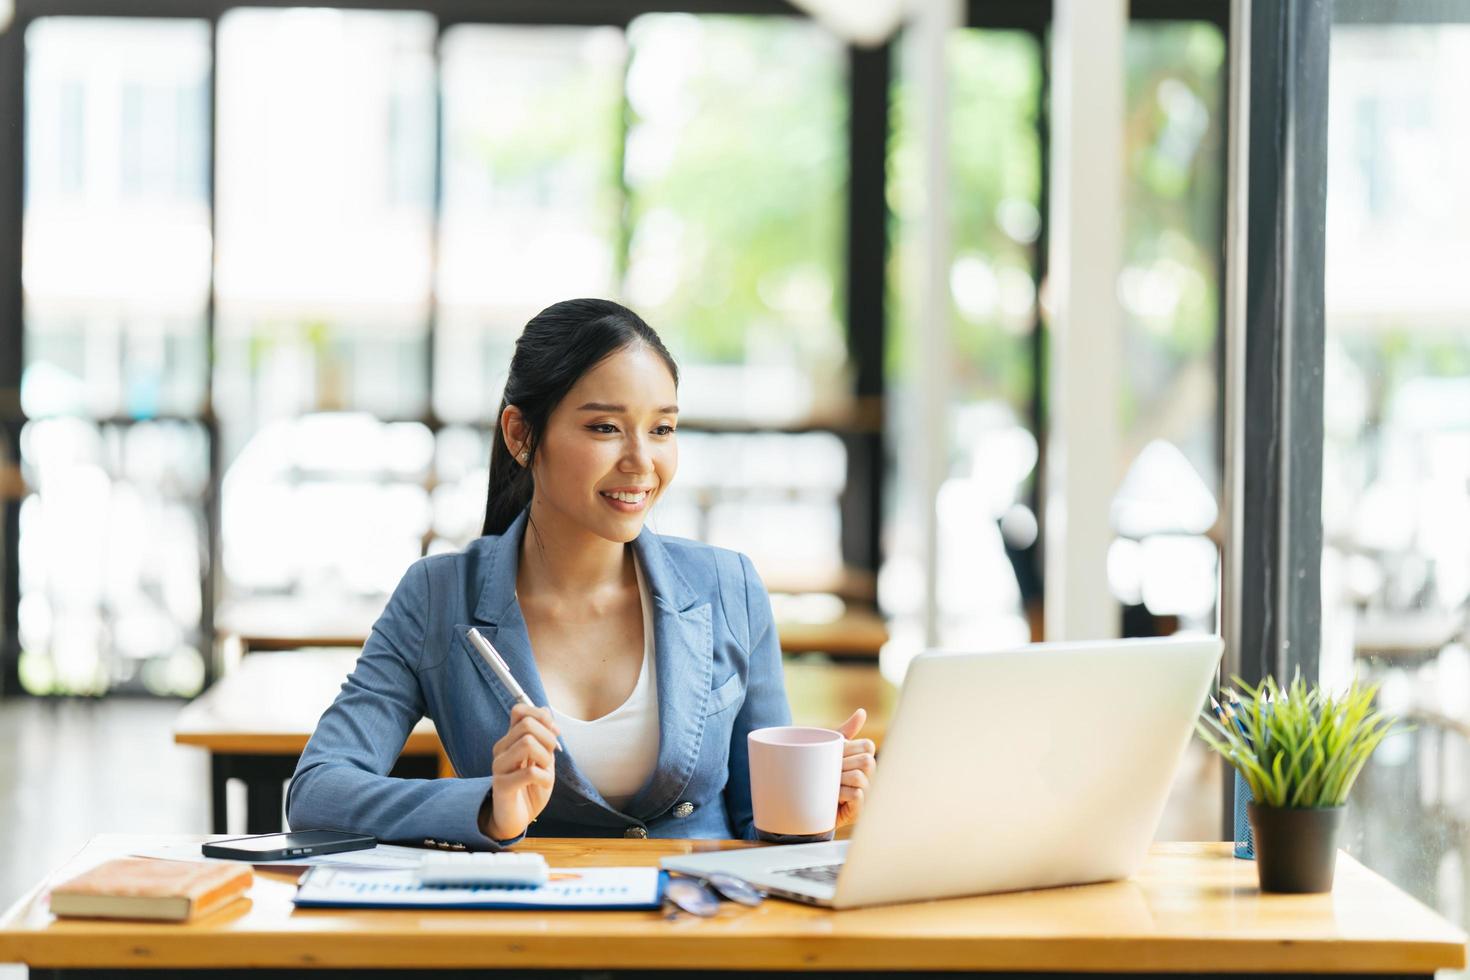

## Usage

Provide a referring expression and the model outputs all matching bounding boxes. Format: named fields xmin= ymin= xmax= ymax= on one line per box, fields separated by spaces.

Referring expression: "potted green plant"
xmin=1196 ymin=674 xmax=1403 ymax=893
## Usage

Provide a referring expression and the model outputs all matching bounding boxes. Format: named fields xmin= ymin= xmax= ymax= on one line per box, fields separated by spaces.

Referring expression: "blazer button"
xmin=672 ymin=802 xmax=695 ymax=819
xmin=625 ymin=826 xmax=649 ymax=839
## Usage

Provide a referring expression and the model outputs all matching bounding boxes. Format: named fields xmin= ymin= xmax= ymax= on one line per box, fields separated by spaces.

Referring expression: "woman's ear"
xmin=501 ymin=406 xmax=531 ymax=464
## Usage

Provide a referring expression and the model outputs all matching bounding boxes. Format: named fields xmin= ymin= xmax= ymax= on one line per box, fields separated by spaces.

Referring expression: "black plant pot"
xmin=1246 ymin=802 xmax=1345 ymax=893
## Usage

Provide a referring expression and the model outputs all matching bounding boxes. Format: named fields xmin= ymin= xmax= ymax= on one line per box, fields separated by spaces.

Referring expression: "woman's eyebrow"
xmin=576 ymin=401 xmax=679 ymax=414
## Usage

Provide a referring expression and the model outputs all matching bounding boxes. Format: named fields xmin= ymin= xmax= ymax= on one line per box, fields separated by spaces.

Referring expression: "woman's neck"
xmin=517 ymin=501 xmax=634 ymax=600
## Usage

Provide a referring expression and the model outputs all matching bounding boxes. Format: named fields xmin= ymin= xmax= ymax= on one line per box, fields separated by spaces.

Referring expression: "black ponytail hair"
xmin=481 ymin=298 xmax=679 ymax=537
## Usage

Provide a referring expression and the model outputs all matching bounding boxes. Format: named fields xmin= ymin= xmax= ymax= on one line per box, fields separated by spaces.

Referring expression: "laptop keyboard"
xmin=777 ymin=862 xmax=844 ymax=886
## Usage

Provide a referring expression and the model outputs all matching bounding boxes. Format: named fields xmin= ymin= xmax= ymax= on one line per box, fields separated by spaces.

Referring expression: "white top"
xmin=549 ymin=557 xmax=660 ymax=812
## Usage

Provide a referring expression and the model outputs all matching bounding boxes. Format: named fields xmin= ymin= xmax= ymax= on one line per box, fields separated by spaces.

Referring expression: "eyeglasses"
xmin=662 ymin=872 xmax=764 ymax=919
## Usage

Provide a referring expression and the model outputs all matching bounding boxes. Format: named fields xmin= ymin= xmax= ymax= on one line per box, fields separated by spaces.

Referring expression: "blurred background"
xmin=4 ymin=6 xmax=1229 ymax=702
xmin=1321 ymin=11 xmax=1470 ymax=951
xmin=0 ymin=0 xmax=1466 ymax=971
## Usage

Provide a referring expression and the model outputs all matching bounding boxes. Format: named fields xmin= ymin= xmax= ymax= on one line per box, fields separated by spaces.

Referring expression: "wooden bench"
xmin=175 ymin=650 xmax=896 ymax=834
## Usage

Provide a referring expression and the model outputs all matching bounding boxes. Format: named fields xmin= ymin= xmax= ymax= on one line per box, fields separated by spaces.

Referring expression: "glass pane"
xmin=624 ymin=14 xmax=846 ymax=425
xmin=22 ymin=18 xmax=211 ymax=418
xmin=887 ymin=29 xmax=1042 ymax=652
xmin=656 ymin=431 xmax=847 ymax=591
xmin=430 ymin=425 xmax=493 ymax=549
xmin=1112 ymin=22 xmax=1226 ymax=636
xmin=886 ymin=22 xmax=1225 ymax=655
xmin=222 ymin=412 xmax=433 ymax=599
xmin=18 ymin=418 xmax=210 ymax=696
xmin=214 ymin=9 xmax=437 ymax=607
xmin=214 ymin=7 xmax=436 ymax=453
xmin=436 ymin=25 xmax=624 ymax=423
xmin=1323 ymin=14 xmax=1470 ymax=952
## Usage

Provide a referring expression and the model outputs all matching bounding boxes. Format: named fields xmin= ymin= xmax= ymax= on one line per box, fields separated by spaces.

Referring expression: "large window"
xmin=214 ymin=9 xmax=437 ymax=438
xmin=886 ymin=27 xmax=1043 ymax=654
xmin=435 ymin=24 xmax=624 ymax=422
xmin=214 ymin=9 xmax=438 ymax=602
xmin=19 ymin=18 xmax=212 ymax=695
xmin=1323 ymin=11 xmax=1470 ymax=947
xmin=3 ymin=5 xmax=1232 ymax=706
xmin=622 ymin=15 xmax=849 ymax=585
xmin=6 ymin=7 xmax=859 ymax=695
xmin=1112 ymin=22 xmax=1225 ymax=637
xmin=23 ymin=18 xmax=211 ymax=420
xmin=624 ymin=14 xmax=846 ymax=424
xmin=884 ymin=16 xmax=1227 ymax=658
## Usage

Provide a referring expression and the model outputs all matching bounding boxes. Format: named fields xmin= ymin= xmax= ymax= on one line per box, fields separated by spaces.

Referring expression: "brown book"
xmin=50 ymin=858 xmax=252 ymax=922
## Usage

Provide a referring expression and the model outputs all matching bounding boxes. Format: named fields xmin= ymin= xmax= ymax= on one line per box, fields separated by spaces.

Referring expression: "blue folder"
xmin=292 ymin=865 xmax=668 ymax=911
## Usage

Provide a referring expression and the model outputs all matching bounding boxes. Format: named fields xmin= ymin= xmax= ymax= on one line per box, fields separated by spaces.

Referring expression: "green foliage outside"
xmin=888 ymin=29 xmax=1041 ymax=413
xmin=1121 ymin=23 xmax=1225 ymax=445
xmin=888 ymin=22 xmax=1226 ymax=461
xmin=1340 ymin=330 xmax=1470 ymax=390
xmin=458 ymin=17 xmax=1227 ymax=432
xmin=624 ymin=15 xmax=845 ymax=368
xmin=468 ymin=69 xmax=622 ymax=210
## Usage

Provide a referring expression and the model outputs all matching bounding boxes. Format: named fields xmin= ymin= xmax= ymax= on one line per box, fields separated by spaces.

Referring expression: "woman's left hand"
xmin=833 ymin=709 xmax=877 ymax=829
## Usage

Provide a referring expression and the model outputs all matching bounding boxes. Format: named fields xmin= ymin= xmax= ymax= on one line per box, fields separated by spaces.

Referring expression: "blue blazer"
xmin=286 ymin=510 xmax=792 ymax=848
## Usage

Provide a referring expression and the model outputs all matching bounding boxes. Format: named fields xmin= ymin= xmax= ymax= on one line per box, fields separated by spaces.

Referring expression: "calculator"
xmin=413 ymin=852 xmax=550 ymax=888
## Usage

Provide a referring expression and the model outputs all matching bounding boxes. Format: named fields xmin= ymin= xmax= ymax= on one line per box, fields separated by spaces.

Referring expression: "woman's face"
xmin=522 ymin=344 xmax=678 ymax=545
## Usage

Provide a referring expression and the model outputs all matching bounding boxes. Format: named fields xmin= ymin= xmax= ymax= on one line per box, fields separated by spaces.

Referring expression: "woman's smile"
xmin=599 ymin=486 xmax=654 ymax=511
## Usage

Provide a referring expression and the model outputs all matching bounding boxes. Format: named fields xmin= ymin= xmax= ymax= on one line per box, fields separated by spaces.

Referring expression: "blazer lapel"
xmin=623 ymin=528 xmax=714 ymax=821
xmin=462 ymin=510 xmax=606 ymax=808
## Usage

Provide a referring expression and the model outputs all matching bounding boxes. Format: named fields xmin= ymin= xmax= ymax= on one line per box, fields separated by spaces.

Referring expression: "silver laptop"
xmin=662 ymin=635 xmax=1223 ymax=909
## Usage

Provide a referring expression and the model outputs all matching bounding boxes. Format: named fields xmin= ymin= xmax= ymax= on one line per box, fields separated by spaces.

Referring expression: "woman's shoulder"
xmin=645 ymin=531 xmax=764 ymax=599
xmin=388 ymin=535 xmax=503 ymax=608
xmin=649 ymin=529 xmax=742 ymax=567
xmin=404 ymin=536 xmax=497 ymax=574
xmin=645 ymin=533 xmax=772 ymax=654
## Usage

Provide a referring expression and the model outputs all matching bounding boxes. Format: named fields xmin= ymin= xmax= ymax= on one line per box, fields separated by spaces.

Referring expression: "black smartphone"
xmin=201 ymin=830 xmax=376 ymax=862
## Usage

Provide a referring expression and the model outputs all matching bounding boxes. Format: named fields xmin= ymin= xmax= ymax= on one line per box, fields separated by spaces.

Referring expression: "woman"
xmin=287 ymin=299 xmax=877 ymax=847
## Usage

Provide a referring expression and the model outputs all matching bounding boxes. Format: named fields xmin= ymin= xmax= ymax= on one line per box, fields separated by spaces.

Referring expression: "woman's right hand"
xmin=482 ymin=704 xmax=560 ymax=841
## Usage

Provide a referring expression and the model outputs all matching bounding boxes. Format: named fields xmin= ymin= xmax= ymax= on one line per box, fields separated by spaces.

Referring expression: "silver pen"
xmin=465 ymin=627 xmax=564 ymax=753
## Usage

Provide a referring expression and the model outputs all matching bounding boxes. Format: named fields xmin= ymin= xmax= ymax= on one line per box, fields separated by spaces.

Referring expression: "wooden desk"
xmin=174 ymin=650 xmax=447 ymax=834
xmin=214 ymin=597 xmax=385 ymax=654
xmin=217 ymin=597 xmax=890 ymax=658
xmin=176 ymin=651 xmax=896 ymax=834
xmin=762 ymin=565 xmax=878 ymax=604
xmin=1 ymin=835 xmax=1463 ymax=977
xmin=775 ymin=609 xmax=889 ymax=658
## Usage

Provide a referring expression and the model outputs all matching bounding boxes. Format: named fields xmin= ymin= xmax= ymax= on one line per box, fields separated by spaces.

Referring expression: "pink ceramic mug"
xmin=748 ymin=726 xmax=844 ymax=843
